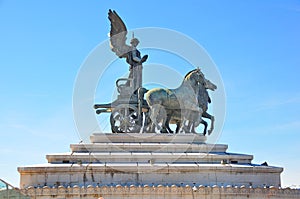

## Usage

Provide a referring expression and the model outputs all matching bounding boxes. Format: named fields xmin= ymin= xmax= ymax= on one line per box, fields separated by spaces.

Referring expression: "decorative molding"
xmin=23 ymin=184 xmax=300 ymax=198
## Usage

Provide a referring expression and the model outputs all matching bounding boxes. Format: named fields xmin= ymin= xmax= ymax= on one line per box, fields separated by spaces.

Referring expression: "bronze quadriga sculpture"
xmin=94 ymin=10 xmax=216 ymax=135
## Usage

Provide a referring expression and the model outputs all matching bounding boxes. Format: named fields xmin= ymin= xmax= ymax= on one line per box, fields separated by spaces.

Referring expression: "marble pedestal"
xmin=18 ymin=133 xmax=300 ymax=199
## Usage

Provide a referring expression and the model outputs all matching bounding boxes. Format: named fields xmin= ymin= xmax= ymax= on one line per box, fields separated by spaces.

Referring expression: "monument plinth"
xmin=18 ymin=133 xmax=300 ymax=198
xmin=18 ymin=133 xmax=290 ymax=199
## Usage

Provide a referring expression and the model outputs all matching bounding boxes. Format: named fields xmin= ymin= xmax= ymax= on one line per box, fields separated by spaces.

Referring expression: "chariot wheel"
xmin=110 ymin=104 xmax=141 ymax=133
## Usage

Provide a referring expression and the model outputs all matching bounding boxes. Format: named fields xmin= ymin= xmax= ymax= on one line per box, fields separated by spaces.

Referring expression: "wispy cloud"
xmin=273 ymin=121 xmax=300 ymax=132
xmin=253 ymin=95 xmax=300 ymax=112
xmin=6 ymin=106 xmax=76 ymax=140
xmin=222 ymin=118 xmax=300 ymax=137
xmin=256 ymin=120 xmax=300 ymax=135
xmin=8 ymin=123 xmax=62 ymax=139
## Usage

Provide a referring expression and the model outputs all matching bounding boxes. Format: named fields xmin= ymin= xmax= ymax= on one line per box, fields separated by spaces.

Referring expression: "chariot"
xmin=94 ymin=71 xmax=150 ymax=133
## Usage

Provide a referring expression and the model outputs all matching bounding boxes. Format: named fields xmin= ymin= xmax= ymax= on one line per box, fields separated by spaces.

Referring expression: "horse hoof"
xmin=160 ymin=129 xmax=168 ymax=134
xmin=208 ymin=130 xmax=212 ymax=135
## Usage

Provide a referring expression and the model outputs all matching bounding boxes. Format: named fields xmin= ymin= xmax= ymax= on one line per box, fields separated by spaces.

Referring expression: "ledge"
xmin=18 ymin=163 xmax=283 ymax=174
xmin=90 ymin=133 xmax=207 ymax=144
xmin=70 ymin=143 xmax=228 ymax=153
xmin=45 ymin=152 xmax=253 ymax=164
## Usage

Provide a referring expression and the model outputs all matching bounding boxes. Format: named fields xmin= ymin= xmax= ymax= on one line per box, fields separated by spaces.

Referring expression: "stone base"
xmin=18 ymin=133 xmax=288 ymax=198
xmin=19 ymin=162 xmax=282 ymax=189
xmin=23 ymin=185 xmax=300 ymax=199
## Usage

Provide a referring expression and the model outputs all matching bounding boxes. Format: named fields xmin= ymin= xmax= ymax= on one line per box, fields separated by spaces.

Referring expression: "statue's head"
xmin=130 ymin=38 xmax=139 ymax=47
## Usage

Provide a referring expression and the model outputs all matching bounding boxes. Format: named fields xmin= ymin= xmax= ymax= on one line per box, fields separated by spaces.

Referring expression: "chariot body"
xmin=94 ymin=68 xmax=150 ymax=133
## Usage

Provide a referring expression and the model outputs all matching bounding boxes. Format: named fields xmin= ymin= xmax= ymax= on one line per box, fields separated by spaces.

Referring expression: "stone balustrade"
xmin=23 ymin=184 xmax=300 ymax=199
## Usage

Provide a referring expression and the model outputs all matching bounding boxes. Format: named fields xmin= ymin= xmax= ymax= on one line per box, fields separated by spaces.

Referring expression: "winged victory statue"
xmin=108 ymin=9 xmax=148 ymax=92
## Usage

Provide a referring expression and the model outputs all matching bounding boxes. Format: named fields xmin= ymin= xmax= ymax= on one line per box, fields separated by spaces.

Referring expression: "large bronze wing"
xmin=108 ymin=9 xmax=131 ymax=58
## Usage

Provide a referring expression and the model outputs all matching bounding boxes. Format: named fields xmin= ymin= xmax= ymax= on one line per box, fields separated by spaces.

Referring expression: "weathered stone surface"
xmin=70 ymin=142 xmax=228 ymax=153
xmin=19 ymin=133 xmax=283 ymax=189
xmin=17 ymin=133 xmax=293 ymax=198
xmin=45 ymin=151 xmax=253 ymax=164
xmin=22 ymin=185 xmax=300 ymax=199
xmin=90 ymin=133 xmax=207 ymax=143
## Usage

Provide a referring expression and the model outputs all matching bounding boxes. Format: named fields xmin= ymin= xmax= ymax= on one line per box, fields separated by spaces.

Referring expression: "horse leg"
xmin=180 ymin=116 xmax=190 ymax=133
xmin=200 ymin=119 xmax=208 ymax=136
xmin=202 ymin=112 xmax=214 ymax=135
xmin=164 ymin=113 xmax=174 ymax=134
xmin=160 ymin=113 xmax=168 ymax=134
xmin=190 ymin=122 xmax=197 ymax=134
xmin=191 ymin=110 xmax=203 ymax=134
xmin=160 ymin=128 xmax=168 ymax=133
xmin=175 ymin=121 xmax=181 ymax=134
xmin=158 ymin=106 xmax=169 ymax=134
xmin=149 ymin=105 xmax=162 ymax=133
xmin=149 ymin=108 xmax=155 ymax=132
xmin=150 ymin=122 xmax=155 ymax=132
xmin=166 ymin=125 xmax=173 ymax=134
xmin=186 ymin=110 xmax=200 ymax=134
xmin=206 ymin=115 xmax=214 ymax=135
xmin=165 ymin=119 xmax=174 ymax=133
xmin=185 ymin=119 xmax=193 ymax=133
xmin=189 ymin=118 xmax=199 ymax=134
xmin=209 ymin=115 xmax=215 ymax=135
xmin=180 ymin=109 xmax=191 ymax=133
xmin=177 ymin=119 xmax=187 ymax=134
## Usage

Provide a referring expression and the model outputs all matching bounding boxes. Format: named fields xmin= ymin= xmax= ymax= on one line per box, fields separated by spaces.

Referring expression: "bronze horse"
xmin=163 ymin=75 xmax=217 ymax=135
xmin=145 ymin=69 xmax=217 ymax=135
xmin=145 ymin=69 xmax=204 ymax=133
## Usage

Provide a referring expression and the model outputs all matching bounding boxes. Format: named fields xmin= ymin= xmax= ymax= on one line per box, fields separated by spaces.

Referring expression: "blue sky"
xmin=0 ymin=0 xmax=300 ymax=187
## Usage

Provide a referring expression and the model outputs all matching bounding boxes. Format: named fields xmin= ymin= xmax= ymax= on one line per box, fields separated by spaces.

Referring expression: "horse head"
xmin=191 ymin=68 xmax=217 ymax=91
xmin=184 ymin=68 xmax=206 ymax=89
xmin=204 ymin=79 xmax=217 ymax=91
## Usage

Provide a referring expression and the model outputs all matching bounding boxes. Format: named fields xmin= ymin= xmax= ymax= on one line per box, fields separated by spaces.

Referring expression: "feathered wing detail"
xmin=108 ymin=9 xmax=131 ymax=58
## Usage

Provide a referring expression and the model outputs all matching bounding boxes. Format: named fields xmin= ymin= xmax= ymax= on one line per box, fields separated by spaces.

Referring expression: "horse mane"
xmin=184 ymin=68 xmax=198 ymax=79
